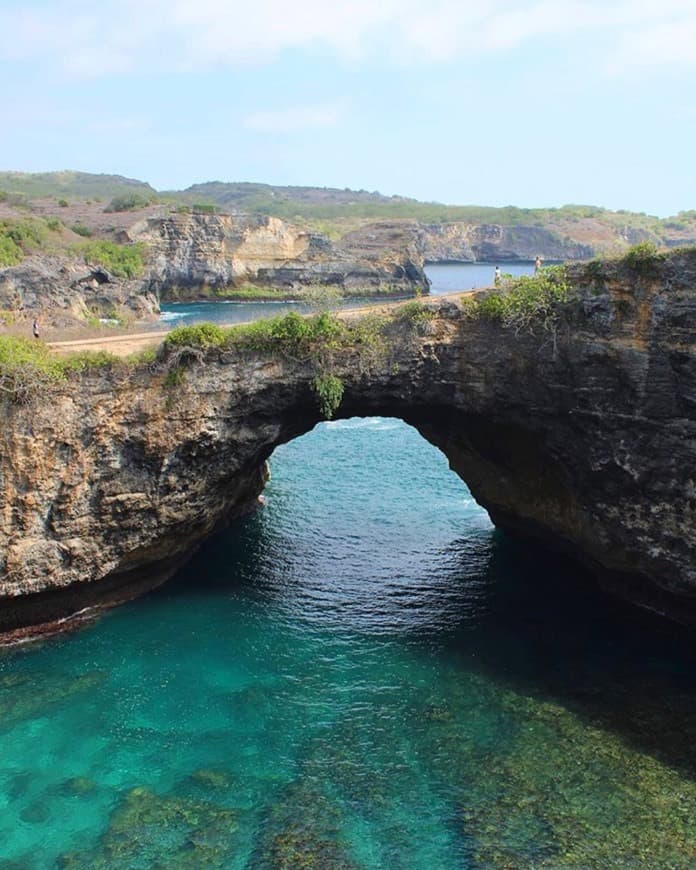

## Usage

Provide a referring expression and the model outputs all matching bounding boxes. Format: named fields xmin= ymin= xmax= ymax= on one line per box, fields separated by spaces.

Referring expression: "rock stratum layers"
xmin=0 ymin=256 xmax=159 ymax=328
xmin=2 ymin=250 xmax=696 ymax=637
xmin=420 ymin=222 xmax=594 ymax=262
xmin=128 ymin=213 xmax=429 ymax=297
xmin=0 ymin=214 xmax=430 ymax=329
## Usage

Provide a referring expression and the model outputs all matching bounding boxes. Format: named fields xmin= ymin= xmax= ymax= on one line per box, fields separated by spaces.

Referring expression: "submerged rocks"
xmin=57 ymin=786 xmax=240 ymax=869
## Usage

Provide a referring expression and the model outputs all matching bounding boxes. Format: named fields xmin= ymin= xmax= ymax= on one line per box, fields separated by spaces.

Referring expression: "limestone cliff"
xmin=2 ymin=249 xmax=696 ymax=637
xmin=421 ymin=222 xmax=593 ymax=262
xmin=127 ymin=213 xmax=429 ymax=297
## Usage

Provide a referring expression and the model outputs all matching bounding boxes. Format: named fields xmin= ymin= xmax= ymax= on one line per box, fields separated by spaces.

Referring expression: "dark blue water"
xmin=1 ymin=419 xmax=694 ymax=868
xmin=158 ymin=263 xmax=535 ymax=327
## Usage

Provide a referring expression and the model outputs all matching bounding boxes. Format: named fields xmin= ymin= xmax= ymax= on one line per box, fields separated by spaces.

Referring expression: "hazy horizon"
xmin=0 ymin=167 xmax=687 ymax=220
xmin=1 ymin=1 xmax=695 ymax=217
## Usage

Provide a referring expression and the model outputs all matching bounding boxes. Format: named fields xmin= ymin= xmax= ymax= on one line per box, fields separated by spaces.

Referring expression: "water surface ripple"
xmin=0 ymin=418 xmax=694 ymax=868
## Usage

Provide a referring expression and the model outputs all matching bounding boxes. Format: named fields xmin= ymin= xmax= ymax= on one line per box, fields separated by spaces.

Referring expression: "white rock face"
xmin=131 ymin=213 xmax=429 ymax=294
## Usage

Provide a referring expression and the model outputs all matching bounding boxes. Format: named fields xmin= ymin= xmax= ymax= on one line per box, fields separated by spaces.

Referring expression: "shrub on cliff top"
xmin=224 ymin=311 xmax=346 ymax=356
xmin=165 ymin=323 xmax=227 ymax=349
xmin=77 ymin=240 xmax=145 ymax=279
xmin=0 ymin=336 xmax=117 ymax=403
xmin=621 ymin=241 xmax=666 ymax=277
xmin=105 ymin=193 xmax=154 ymax=213
xmin=0 ymin=336 xmax=66 ymax=403
xmin=476 ymin=266 xmax=570 ymax=333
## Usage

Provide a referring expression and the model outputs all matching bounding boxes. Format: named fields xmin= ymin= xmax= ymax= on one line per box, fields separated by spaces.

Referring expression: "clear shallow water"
xmin=157 ymin=263 xmax=535 ymax=327
xmin=1 ymin=418 xmax=695 ymax=868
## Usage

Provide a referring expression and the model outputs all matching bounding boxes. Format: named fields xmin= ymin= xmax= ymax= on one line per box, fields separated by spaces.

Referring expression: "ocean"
xmin=1 ymin=417 xmax=694 ymax=867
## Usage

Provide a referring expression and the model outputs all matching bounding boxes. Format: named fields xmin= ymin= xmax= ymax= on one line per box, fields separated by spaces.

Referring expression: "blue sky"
xmin=1 ymin=0 xmax=695 ymax=215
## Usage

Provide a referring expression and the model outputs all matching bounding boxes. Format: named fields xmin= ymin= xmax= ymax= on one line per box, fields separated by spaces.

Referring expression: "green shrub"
xmin=46 ymin=218 xmax=62 ymax=232
xmin=0 ymin=336 xmax=118 ymax=403
xmin=398 ymin=300 xmax=435 ymax=324
xmin=191 ymin=203 xmax=219 ymax=214
xmin=583 ymin=259 xmax=606 ymax=283
xmin=164 ymin=322 xmax=226 ymax=349
xmin=476 ymin=266 xmax=570 ymax=333
xmin=622 ymin=242 xmax=665 ymax=277
xmin=58 ymin=199 xmax=69 ymax=207
xmin=313 ymin=373 xmax=344 ymax=419
xmin=1 ymin=218 xmax=47 ymax=249
xmin=105 ymin=193 xmax=153 ymax=213
xmin=60 ymin=350 xmax=118 ymax=371
xmin=77 ymin=241 xmax=145 ymax=278
xmin=0 ymin=336 xmax=66 ymax=403
xmin=0 ymin=235 xmax=23 ymax=267
xmin=71 ymin=223 xmax=93 ymax=237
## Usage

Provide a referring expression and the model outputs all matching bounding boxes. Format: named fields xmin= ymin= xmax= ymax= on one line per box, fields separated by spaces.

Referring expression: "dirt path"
xmin=46 ymin=291 xmax=476 ymax=358
xmin=47 ymin=330 xmax=171 ymax=358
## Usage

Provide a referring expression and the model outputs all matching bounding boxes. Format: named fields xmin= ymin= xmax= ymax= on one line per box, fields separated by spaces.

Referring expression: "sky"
xmin=1 ymin=0 xmax=695 ymax=216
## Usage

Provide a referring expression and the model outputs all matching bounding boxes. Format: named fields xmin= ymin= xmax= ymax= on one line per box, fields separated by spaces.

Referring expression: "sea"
xmin=156 ymin=262 xmax=535 ymax=328
xmin=0 ymin=264 xmax=694 ymax=867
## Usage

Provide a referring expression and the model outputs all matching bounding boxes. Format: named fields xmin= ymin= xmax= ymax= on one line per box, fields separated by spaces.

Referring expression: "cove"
xmin=1 ymin=419 xmax=694 ymax=868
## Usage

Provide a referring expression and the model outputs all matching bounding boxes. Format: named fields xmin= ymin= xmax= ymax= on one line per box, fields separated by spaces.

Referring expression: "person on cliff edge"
xmin=32 ymin=318 xmax=40 ymax=340
xmin=494 ymin=266 xmax=501 ymax=286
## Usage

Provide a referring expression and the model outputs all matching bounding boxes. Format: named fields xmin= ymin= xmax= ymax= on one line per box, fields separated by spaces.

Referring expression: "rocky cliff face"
xmin=128 ymin=213 xmax=429 ymax=296
xmin=2 ymin=249 xmax=696 ymax=638
xmin=0 ymin=256 xmax=159 ymax=328
xmin=421 ymin=222 xmax=593 ymax=262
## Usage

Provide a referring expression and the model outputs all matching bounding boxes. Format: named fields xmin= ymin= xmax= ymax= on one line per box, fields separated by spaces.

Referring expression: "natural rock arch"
xmin=2 ymin=251 xmax=696 ymax=638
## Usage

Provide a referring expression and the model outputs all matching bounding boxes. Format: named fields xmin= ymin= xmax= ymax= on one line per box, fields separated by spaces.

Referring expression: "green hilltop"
xmin=0 ymin=171 xmax=156 ymax=201
xmin=1 ymin=170 xmax=695 ymax=250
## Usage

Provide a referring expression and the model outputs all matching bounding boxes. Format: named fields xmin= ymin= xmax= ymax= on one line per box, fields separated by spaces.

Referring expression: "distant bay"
xmin=157 ymin=262 xmax=537 ymax=327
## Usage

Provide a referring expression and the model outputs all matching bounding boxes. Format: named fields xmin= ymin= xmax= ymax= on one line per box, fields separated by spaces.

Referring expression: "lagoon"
xmin=1 ymin=418 xmax=694 ymax=867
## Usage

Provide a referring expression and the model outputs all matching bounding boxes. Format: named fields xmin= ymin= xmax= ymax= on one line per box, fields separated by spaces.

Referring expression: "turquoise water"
xmin=157 ymin=263 xmax=535 ymax=327
xmin=1 ymin=419 xmax=695 ymax=868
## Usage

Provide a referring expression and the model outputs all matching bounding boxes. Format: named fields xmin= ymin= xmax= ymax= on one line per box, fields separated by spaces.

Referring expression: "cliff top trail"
xmin=2 ymin=249 xmax=696 ymax=640
xmin=44 ymin=293 xmax=476 ymax=357
xmin=3 ymin=171 xmax=696 ymax=336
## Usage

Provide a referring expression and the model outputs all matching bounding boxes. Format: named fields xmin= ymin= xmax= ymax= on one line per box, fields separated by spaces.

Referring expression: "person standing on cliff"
xmin=32 ymin=318 xmax=40 ymax=340
xmin=494 ymin=266 xmax=501 ymax=286
xmin=534 ymin=255 xmax=543 ymax=274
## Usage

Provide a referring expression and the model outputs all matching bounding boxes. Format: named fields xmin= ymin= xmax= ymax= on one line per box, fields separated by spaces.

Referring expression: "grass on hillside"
xmin=0 ymin=335 xmax=120 ymax=403
xmin=0 ymin=171 xmax=156 ymax=201
xmin=75 ymin=240 xmax=146 ymax=278
xmin=0 ymin=217 xmax=57 ymax=266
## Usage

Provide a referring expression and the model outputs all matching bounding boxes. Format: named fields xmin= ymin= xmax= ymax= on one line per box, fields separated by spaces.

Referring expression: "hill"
xmin=0 ymin=171 xmax=156 ymax=201
xmin=2 ymin=170 xmax=696 ymax=255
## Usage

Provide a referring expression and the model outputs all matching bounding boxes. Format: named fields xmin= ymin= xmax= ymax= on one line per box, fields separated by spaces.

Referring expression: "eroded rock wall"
xmin=129 ymin=213 xmax=429 ymax=296
xmin=2 ymin=249 xmax=696 ymax=634
xmin=0 ymin=256 xmax=159 ymax=328
xmin=421 ymin=222 xmax=593 ymax=262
